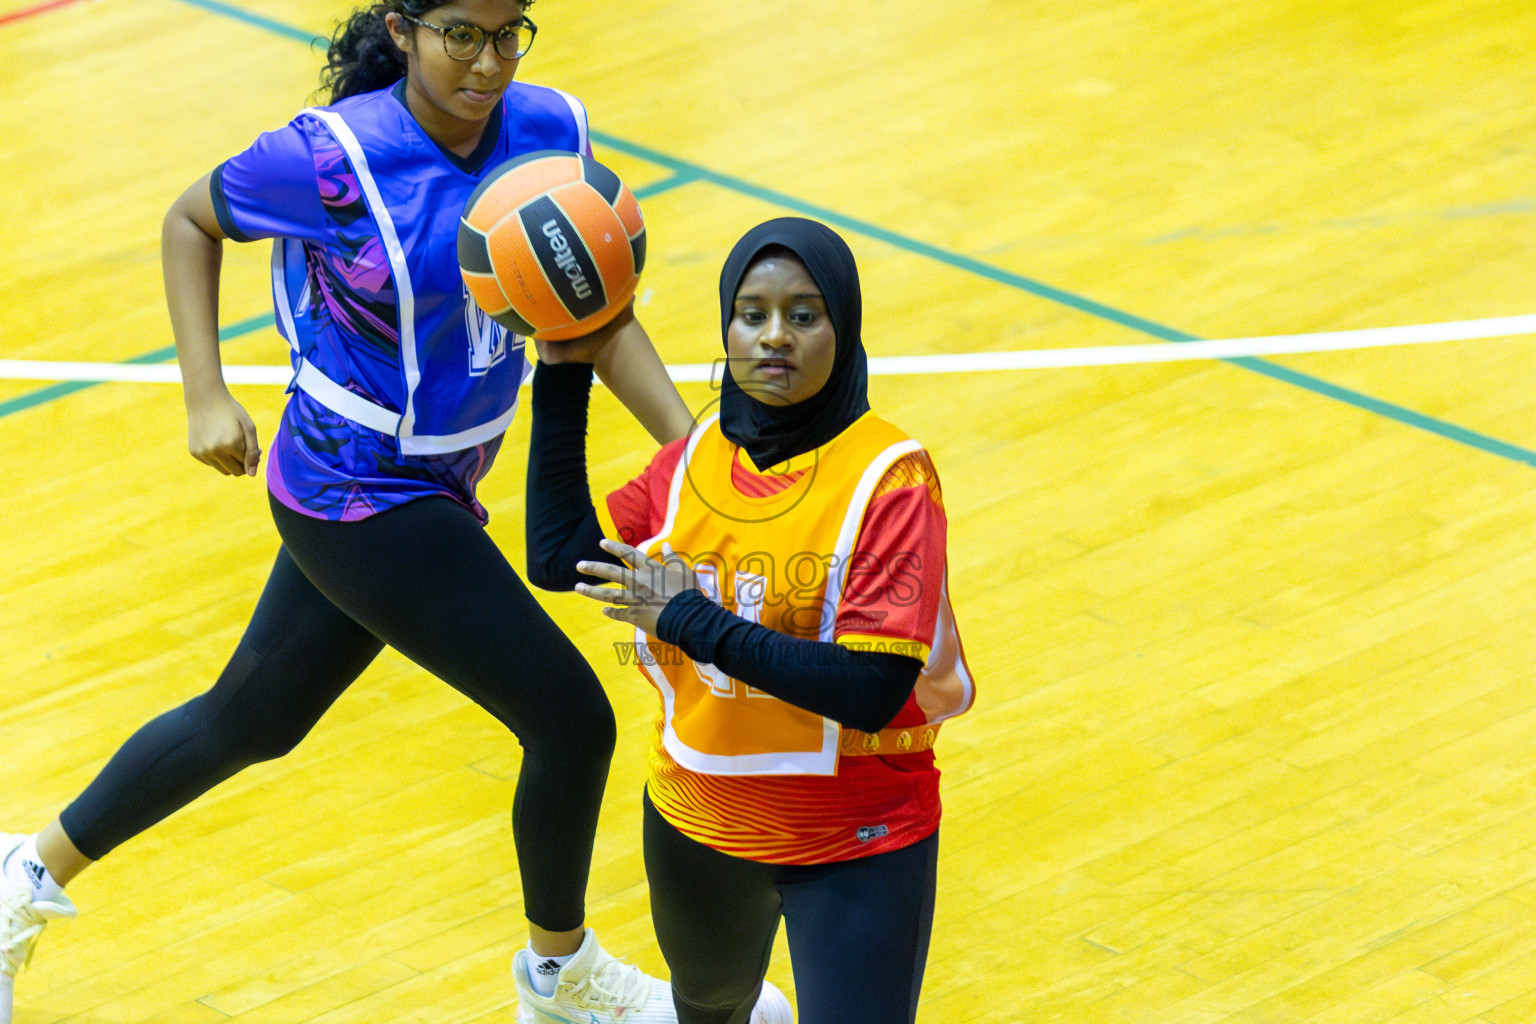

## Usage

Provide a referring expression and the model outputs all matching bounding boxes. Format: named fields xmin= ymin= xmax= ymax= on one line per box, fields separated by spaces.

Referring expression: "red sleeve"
xmin=601 ymin=437 xmax=687 ymax=547
xmin=834 ymin=451 xmax=948 ymax=660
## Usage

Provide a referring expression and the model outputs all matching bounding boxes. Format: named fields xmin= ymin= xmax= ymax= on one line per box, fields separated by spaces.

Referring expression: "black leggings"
xmin=643 ymin=794 xmax=938 ymax=1024
xmin=60 ymin=495 xmax=615 ymax=931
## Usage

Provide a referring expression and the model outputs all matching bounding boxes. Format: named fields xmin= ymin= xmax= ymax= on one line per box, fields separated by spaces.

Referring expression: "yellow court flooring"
xmin=3 ymin=0 xmax=1536 ymax=1021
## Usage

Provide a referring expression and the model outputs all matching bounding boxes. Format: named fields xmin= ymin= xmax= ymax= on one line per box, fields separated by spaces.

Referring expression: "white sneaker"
xmin=0 ymin=834 xmax=76 ymax=1024
xmin=750 ymin=979 xmax=793 ymax=1024
xmin=512 ymin=929 xmax=795 ymax=1024
xmin=514 ymin=928 xmax=675 ymax=1023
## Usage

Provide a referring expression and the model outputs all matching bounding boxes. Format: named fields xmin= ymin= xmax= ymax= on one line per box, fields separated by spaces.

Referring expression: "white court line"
xmin=2 ymin=314 xmax=1533 ymax=385
xmin=0 ymin=363 xmax=295 ymax=384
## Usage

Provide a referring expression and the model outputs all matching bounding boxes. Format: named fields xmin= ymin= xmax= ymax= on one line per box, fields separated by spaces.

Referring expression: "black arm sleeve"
xmin=524 ymin=362 xmax=622 ymax=591
xmin=655 ymin=589 xmax=923 ymax=733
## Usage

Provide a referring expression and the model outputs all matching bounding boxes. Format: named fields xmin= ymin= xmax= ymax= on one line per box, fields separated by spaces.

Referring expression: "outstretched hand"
xmin=575 ymin=538 xmax=699 ymax=635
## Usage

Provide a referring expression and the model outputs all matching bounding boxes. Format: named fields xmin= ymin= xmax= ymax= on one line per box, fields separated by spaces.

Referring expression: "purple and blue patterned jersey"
xmin=212 ymin=80 xmax=592 ymax=521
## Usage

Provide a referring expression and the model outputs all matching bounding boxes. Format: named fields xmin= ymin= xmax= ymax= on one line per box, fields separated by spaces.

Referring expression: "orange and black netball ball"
xmin=458 ymin=150 xmax=646 ymax=340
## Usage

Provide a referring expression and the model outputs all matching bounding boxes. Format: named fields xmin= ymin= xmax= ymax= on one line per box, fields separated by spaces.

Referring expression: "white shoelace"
xmin=562 ymin=952 xmax=652 ymax=1011
xmin=0 ymin=889 xmax=47 ymax=977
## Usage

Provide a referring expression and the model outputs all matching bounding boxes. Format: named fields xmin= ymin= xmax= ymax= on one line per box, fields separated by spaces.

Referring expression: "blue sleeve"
xmin=211 ymin=120 xmax=326 ymax=244
xmin=504 ymin=83 xmax=592 ymax=158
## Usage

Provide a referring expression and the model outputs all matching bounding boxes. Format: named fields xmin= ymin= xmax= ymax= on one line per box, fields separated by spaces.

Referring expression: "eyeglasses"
xmin=399 ymin=13 xmax=537 ymax=61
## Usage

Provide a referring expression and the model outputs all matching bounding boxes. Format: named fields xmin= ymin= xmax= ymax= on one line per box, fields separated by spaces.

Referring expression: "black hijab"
xmin=717 ymin=218 xmax=871 ymax=470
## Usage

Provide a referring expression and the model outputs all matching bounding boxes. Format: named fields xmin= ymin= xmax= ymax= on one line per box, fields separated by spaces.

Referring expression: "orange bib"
xmin=634 ymin=412 xmax=973 ymax=776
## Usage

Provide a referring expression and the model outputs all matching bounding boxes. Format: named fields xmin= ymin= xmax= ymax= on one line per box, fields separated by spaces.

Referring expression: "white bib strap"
xmin=550 ymin=87 xmax=591 ymax=155
xmin=820 ymin=439 xmax=923 ymax=641
xmin=293 ymin=358 xmax=402 ymax=437
xmin=298 ymin=107 xmax=421 ymax=436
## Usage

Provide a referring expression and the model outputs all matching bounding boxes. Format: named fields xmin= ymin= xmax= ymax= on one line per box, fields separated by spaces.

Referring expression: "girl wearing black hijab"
xmin=526 ymin=218 xmax=975 ymax=1024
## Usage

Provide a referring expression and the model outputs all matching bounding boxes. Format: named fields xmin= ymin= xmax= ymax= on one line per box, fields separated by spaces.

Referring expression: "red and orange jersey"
xmin=602 ymin=412 xmax=975 ymax=864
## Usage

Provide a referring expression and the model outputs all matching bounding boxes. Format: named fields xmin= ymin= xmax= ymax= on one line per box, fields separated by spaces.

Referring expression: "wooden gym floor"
xmin=3 ymin=0 xmax=1536 ymax=1020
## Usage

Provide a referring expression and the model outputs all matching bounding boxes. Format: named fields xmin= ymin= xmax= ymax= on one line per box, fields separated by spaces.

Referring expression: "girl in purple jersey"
xmin=0 ymin=4 xmax=788 ymax=1023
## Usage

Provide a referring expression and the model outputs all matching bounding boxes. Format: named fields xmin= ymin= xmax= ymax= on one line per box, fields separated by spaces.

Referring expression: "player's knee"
xmin=183 ymin=692 xmax=313 ymax=766
xmin=528 ymin=693 xmax=615 ymax=763
xmin=574 ymin=693 xmax=617 ymax=760
xmin=537 ymin=663 xmax=616 ymax=756
xmin=208 ymin=715 xmax=309 ymax=766
xmin=244 ymin=722 xmax=310 ymax=763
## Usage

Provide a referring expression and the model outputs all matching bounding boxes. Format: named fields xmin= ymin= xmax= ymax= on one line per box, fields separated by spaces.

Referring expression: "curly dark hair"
xmin=321 ymin=0 xmax=533 ymax=104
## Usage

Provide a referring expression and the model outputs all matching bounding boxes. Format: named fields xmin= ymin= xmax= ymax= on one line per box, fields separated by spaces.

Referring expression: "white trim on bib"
xmin=271 ymin=108 xmax=523 ymax=454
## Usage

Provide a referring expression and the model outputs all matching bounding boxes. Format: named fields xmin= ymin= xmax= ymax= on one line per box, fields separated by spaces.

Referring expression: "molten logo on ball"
xmin=541 ymin=218 xmax=593 ymax=300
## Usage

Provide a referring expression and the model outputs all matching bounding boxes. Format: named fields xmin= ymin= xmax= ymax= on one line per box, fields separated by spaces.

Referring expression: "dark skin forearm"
xmin=537 ymin=303 xmax=694 ymax=445
xmin=163 ymin=173 xmax=261 ymax=477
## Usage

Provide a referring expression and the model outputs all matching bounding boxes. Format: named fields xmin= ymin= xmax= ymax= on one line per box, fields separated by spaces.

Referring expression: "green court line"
xmin=1231 ymin=357 xmax=1536 ymax=467
xmin=632 ymin=170 xmax=703 ymax=201
xmin=0 ymin=313 xmax=276 ymax=419
xmin=591 ymin=132 xmax=1192 ymax=344
xmin=588 ymin=131 xmax=1536 ymax=468
xmin=172 ymin=0 xmax=323 ymax=46
xmin=24 ymin=0 xmax=1533 ymax=470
